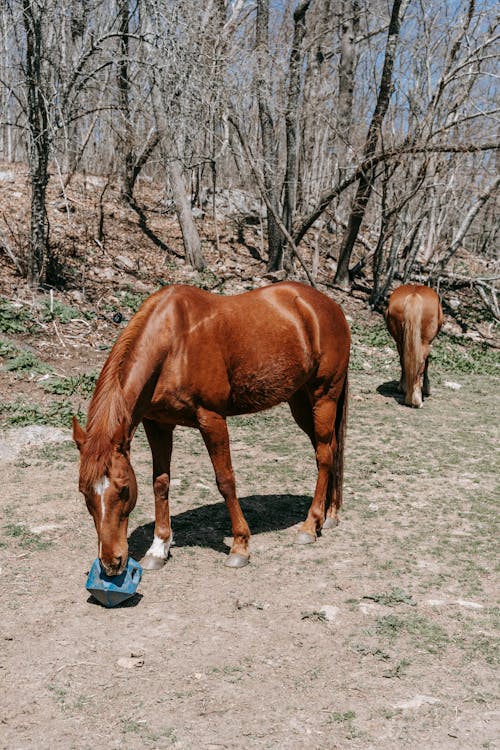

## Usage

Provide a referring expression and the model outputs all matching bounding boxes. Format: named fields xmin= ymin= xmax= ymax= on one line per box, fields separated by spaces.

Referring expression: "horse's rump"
xmin=386 ymin=284 xmax=443 ymax=407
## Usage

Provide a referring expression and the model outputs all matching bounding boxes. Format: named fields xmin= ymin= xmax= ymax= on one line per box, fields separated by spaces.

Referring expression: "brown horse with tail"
xmin=385 ymin=284 xmax=443 ymax=408
xmin=73 ymin=282 xmax=350 ymax=575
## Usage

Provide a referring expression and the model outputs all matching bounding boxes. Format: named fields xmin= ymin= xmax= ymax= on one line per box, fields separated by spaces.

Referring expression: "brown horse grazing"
xmin=73 ymin=282 xmax=350 ymax=575
xmin=385 ymin=284 xmax=443 ymax=408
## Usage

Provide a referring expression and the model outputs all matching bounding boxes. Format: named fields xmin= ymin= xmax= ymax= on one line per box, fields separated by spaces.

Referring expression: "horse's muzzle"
xmin=100 ymin=555 xmax=125 ymax=577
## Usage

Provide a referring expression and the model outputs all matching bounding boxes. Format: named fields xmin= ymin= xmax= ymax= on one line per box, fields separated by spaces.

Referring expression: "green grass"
xmin=0 ymin=298 xmax=33 ymax=334
xmin=375 ymin=613 xmax=450 ymax=653
xmin=0 ymin=295 xmax=94 ymax=337
xmin=350 ymin=319 xmax=392 ymax=348
xmin=0 ymin=339 xmax=18 ymax=358
xmin=432 ymin=335 xmax=499 ymax=375
xmin=3 ymin=351 xmax=53 ymax=375
xmin=119 ymin=289 xmax=148 ymax=313
xmin=42 ymin=373 xmax=97 ymax=397
xmin=0 ymin=399 xmax=84 ymax=428
xmin=362 ymin=587 xmax=416 ymax=607
xmin=38 ymin=298 xmax=91 ymax=323
xmin=2 ymin=523 xmax=52 ymax=550
xmin=0 ymin=338 xmax=54 ymax=376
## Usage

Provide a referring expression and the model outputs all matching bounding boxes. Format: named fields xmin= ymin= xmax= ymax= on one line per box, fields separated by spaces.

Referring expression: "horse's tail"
xmin=332 ymin=373 xmax=349 ymax=509
xmin=403 ymin=294 xmax=423 ymax=406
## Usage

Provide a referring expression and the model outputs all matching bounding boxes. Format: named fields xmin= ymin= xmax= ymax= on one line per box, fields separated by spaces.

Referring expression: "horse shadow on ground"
xmin=128 ymin=493 xmax=311 ymax=558
xmin=377 ymin=380 xmax=406 ymax=406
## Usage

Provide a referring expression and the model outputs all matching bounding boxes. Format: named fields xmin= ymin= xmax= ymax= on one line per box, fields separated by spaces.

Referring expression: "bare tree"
xmin=282 ymin=1 xmax=311 ymax=258
xmin=0 ymin=0 xmax=497 ymax=292
xmin=22 ymin=0 xmax=50 ymax=285
xmin=333 ymin=0 xmax=408 ymax=289
xmin=255 ymin=0 xmax=283 ymax=270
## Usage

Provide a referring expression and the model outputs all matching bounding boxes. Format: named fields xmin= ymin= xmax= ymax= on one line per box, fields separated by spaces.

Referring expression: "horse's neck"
xmin=119 ymin=342 xmax=162 ymax=428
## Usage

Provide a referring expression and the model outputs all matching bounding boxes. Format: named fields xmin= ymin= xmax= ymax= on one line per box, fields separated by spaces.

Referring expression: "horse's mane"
xmin=80 ymin=302 xmax=154 ymax=485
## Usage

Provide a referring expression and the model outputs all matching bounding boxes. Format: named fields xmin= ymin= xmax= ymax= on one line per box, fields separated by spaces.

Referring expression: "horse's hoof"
xmin=140 ymin=554 xmax=166 ymax=571
xmin=225 ymin=553 xmax=250 ymax=568
xmin=322 ymin=517 xmax=339 ymax=530
xmin=296 ymin=531 xmax=316 ymax=545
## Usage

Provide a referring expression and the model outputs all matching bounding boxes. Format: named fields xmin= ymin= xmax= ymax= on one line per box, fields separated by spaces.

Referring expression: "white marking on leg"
xmin=146 ymin=533 xmax=173 ymax=560
xmin=94 ymin=476 xmax=110 ymax=551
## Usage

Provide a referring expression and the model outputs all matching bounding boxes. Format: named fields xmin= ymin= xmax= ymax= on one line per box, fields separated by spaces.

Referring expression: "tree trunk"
xmin=168 ymin=159 xmax=206 ymax=271
xmin=333 ymin=0 xmax=406 ymax=289
xmin=256 ymin=0 xmax=283 ymax=271
xmin=282 ymin=1 xmax=311 ymax=258
xmin=117 ymin=0 xmax=134 ymax=199
xmin=335 ymin=0 xmax=359 ymax=183
xmin=23 ymin=0 xmax=50 ymax=287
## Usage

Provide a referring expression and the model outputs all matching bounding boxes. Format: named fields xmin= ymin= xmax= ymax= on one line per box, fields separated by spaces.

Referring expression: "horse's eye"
xmin=119 ymin=486 xmax=130 ymax=501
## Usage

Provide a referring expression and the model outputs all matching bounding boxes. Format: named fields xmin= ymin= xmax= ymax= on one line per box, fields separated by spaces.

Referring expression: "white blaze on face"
xmin=93 ymin=475 xmax=110 ymax=557
xmin=146 ymin=533 xmax=173 ymax=561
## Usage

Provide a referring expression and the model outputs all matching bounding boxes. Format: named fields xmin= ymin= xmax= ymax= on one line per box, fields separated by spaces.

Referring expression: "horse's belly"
xmin=227 ymin=358 xmax=310 ymax=413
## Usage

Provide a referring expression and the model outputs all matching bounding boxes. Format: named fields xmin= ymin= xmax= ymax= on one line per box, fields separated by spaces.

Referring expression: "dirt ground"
xmin=0 ymin=163 xmax=498 ymax=748
xmin=0 ymin=358 xmax=498 ymax=749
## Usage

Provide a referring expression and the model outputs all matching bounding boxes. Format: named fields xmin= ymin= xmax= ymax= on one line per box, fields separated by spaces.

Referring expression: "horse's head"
xmin=72 ymin=417 xmax=137 ymax=576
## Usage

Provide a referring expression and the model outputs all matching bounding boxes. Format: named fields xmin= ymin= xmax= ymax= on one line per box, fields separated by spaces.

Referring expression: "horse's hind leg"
xmin=141 ymin=419 xmax=174 ymax=570
xmin=296 ymin=395 xmax=338 ymax=545
xmin=422 ymin=345 xmax=432 ymax=396
xmin=396 ymin=340 xmax=406 ymax=393
xmin=289 ymin=390 xmax=337 ymax=532
xmin=289 ymin=389 xmax=315 ymax=448
xmin=197 ymin=408 xmax=251 ymax=568
xmin=325 ymin=375 xmax=348 ymax=528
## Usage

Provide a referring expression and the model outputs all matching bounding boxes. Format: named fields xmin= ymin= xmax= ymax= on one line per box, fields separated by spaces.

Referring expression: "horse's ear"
xmin=112 ymin=418 xmax=131 ymax=454
xmin=72 ymin=416 xmax=86 ymax=451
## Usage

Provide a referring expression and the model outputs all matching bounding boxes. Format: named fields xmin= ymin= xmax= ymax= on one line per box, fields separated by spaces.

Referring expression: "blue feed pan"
xmin=86 ymin=557 xmax=143 ymax=607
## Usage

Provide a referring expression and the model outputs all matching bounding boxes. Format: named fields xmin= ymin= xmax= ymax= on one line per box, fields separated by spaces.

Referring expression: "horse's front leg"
xmin=141 ymin=419 xmax=174 ymax=570
xmin=197 ymin=408 xmax=251 ymax=568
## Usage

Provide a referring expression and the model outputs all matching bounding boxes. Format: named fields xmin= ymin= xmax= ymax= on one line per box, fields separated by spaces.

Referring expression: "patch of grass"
xmin=120 ymin=289 xmax=148 ymax=313
xmin=48 ymin=684 xmax=68 ymax=706
xmin=363 ymin=587 xmax=416 ymax=607
xmin=382 ymin=658 xmax=411 ymax=678
xmin=0 ymin=399 xmax=84 ymax=428
xmin=32 ymin=441 xmax=75 ymax=463
xmin=0 ymin=339 xmax=18 ymax=358
xmin=39 ymin=298 xmax=90 ymax=323
xmin=42 ymin=372 xmax=97 ymax=397
xmin=3 ymin=350 xmax=52 ymax=375
xmin=3 ymin=523 xmax=52 ymax=550
xmin=351 ymin=643 xmax=391 ymax=660
xmin=121 ymin=716 xmax=178 ymax=746
xmin=432 ymin=335 xmax=499 ymax=375
xmin=330 ymin=710 xmax=356 ymax=723
xmin=455 ymin=631 xmax=500 ymax=666
xmin=0 ymin=298 xmax=33 ymax=333
xmin=328 ymin=710 xmax=361 ymax=739
xmin=350 ymin=320 xmax=392 ymax=348
xmin=375 ymin=613 xmax=449 ymax=653
xmin=190 ymin=268 xmax=219 ymax=290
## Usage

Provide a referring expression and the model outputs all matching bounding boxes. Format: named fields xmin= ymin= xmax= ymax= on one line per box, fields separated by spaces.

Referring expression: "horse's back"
xmin=154 ymin=281 xmax=349 ymax=352
xmin=141 ymin=282 xmax=350 ymax=417
xmin=388 ymin=285 xmax=440 ymax=312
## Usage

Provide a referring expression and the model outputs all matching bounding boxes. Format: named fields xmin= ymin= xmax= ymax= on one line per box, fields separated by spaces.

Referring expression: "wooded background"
xmin=0 ymin=0 xmax=498 ymax=310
